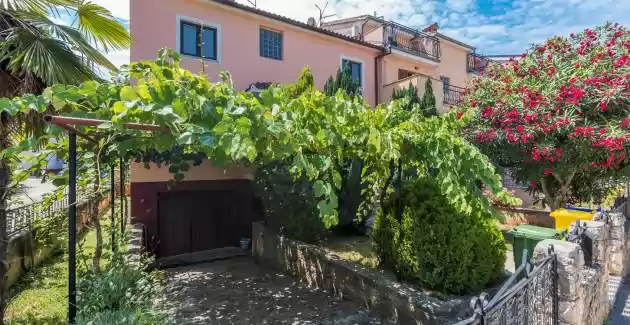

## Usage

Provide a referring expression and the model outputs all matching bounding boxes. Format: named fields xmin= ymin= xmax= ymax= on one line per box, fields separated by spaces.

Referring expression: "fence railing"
xmin=6 ymin=186 xmax=110 ymax=238
xmin=443 ymin=85 xmax=465 ymax=106
xmin=453 ymin=247 xmax=558 ymax=325
xmin=384 ymin=22 xmax=441 ymax=60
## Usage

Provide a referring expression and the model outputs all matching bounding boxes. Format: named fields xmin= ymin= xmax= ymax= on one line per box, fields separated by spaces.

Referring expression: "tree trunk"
xmin=91 ymin=165 xmax=102 ymax=272
xmin=0 ymin=158 xmax=11 ymax=322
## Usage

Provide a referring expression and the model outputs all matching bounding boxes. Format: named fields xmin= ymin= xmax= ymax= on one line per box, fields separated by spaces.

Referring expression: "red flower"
xmin=544 ymin=168 xmax=552 ymax=176
xmin=621 ymin=117 xmax=629 ymax=129
xmin=532 ymin=147 xmax=541 ymax=161
xmin=614 ymin=55 xmax=629 ymax=68
xmin=599 ymin=101 xmax=608 ymax=112
xmin=530 ymin=180 xmax=537 ymax=188
xmin=516 ymin=125 xmax=525 ymax=134
xmin=481 ymin=106 xmax=493 ymax=119
xmin=456 ymin=111 xmax=464 ymax=120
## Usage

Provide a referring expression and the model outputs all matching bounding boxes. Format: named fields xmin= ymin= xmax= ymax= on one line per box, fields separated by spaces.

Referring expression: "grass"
xmin=325 ymin=235 xmax=379 ymax=269
xmin=6 ymin=212 xmax=116 ymax=324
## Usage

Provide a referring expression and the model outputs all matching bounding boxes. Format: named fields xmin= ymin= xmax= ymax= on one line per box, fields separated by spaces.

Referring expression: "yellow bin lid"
xmin=549 ymin=208 xmax=595 ymax=219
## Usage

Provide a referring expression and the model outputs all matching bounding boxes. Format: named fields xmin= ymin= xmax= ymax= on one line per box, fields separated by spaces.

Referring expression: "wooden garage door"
xmin=157 ymin=188 xmax=253 ymax=258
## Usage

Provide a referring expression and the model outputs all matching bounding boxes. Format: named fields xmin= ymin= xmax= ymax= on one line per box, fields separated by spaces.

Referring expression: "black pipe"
xmin=119 ymin=157 xmax=124 ymax=234
xmin=67 ymin=132 xmax=77 ymax=323
xmin=110 ymin=164 xmax=116 ymax=252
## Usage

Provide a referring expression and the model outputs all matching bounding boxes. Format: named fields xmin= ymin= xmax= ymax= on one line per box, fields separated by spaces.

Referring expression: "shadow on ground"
xmin=161 ymin=257 xmax=393 ymax=325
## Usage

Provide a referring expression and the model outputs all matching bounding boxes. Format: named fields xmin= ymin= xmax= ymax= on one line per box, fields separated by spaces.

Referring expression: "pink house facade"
xmin=130 ymin=0 xmax=486 ymax=110
xmin=129 ymin=0 xmax=495 ymax=258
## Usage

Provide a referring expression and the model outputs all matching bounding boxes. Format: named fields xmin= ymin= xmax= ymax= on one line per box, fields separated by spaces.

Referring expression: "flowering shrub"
xmin=461 ymin=24 xmax=630 ymax=208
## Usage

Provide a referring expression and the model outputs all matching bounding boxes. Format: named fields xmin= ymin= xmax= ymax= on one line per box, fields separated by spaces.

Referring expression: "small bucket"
xmin=240 ymin=237 xmax=251 ymax=250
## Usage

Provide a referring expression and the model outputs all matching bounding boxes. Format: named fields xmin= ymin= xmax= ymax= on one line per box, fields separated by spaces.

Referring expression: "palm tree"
xmin=0 ymin=0 xmax=129 ymax=320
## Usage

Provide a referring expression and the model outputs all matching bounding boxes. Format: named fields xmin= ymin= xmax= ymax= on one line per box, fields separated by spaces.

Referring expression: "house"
xmin=129 ymin=0 xmax=492 ymax=259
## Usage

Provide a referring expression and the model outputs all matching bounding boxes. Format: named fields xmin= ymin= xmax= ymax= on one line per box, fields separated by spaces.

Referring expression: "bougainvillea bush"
xmin=461 ymin=23 xmax=630 ymax=209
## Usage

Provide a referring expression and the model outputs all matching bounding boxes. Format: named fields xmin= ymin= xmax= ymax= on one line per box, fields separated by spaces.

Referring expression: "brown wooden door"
xmin=156 ymin=185 xmax=256 ymax=258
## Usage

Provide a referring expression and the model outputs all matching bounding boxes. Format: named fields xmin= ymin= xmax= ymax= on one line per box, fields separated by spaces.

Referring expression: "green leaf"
xmin=178 ymin=132 xmax=194 ymax=145
xmin=213 ymin=121 xmax=232 ymax=134
xmin=235 ymin=117 xmax=252 ymax=135
xmin=120 ymin=86 xmax=138 ymax=101
xmin=112 ymin=101 xmax=126 ymax=114
xmin=200 ymin=134 xmax=217 ymax=147
xmin=313 ymin=180 xmax=326 ymax=197
xmin=0 ymin=98 xmax=18 ymax=115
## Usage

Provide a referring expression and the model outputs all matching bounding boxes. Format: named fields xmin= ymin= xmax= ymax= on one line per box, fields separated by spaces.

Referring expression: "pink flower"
xmin=599 ymin=101 xmax=608 ymax=112
xmin=544 ymin=168 xmax=552 ymax=176
xmin=530 ymin=180 xmax=538 ymax=188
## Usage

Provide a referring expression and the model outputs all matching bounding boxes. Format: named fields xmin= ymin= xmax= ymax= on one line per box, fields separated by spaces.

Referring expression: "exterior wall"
xmin=436 ymin=41 xmax=470 ymax=88
xmin=364 ymin=26 xmax=384 ymax=45
xmin=130 ymin=0 xmax=379 ymax=105
xmin=381 ymin=74 xmax=445 ymax=112
xmin=130 ymin=161 xmax=253 ymax=183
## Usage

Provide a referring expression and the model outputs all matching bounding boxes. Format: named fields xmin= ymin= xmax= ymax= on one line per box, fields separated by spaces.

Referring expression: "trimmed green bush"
xmin=373 ymin=177 xmax=505 ymax=294
xmin=254 ymin=161 xmax=327 ymax=243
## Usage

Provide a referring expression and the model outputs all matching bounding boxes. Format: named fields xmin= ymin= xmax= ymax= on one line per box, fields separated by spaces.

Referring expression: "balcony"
xmin=443 ymin=85 xmax=465 ymax=106
xmin=384 ymin=22 xmax=440 ymax=61
xmin=467 ymin=53 xmax=493 ymax=74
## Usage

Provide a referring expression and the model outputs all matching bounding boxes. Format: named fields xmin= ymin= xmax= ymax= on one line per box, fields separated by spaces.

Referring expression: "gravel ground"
xmin=162 ymin=257 xmax=395 ymax=325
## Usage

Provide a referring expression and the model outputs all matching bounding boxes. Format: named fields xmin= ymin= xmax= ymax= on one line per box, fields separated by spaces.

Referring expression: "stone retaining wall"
xmin=252 ymin=221 xmax=471 ymax=325
xmin=6 ymin=193 xmax=112 ymax=288
xmin=533 ymin=210 xmax=630 ymax=325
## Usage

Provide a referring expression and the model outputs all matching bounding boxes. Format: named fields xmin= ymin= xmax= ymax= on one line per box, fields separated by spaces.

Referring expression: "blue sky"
xmin=79 ymin=0 xmax=630 ymax=66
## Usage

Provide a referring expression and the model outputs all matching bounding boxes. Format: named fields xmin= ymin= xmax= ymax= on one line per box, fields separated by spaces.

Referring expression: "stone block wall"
xmin=252 ymin=221 xmax=471 ymax=325
xmin=533 ymin=211 xmax=629 ymax=325
xmin=6 ymin=193 xmax=112 ymax=288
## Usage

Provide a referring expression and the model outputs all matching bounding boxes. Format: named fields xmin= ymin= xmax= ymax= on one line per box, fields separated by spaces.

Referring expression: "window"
xmin=440 ymin=76 xmax=450 ymax=92
xmin=398 ymin=69 xmax=415 ymax=80
xmin=260 ymin=28 xmax=283 ymax=60
xmin=179 ymin=20 xmax=217 ymax=60
xmin=341 ymin=58 xmax=363 ymax=87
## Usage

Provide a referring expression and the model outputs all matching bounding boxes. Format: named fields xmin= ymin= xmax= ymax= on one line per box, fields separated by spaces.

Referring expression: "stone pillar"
xmin=534 ymin=239 xmax=584 ymax=325
xmin=580 ymin=220 xmax=610 ymax=325
xmin=608 ymin=212 xmax=627 ymax=276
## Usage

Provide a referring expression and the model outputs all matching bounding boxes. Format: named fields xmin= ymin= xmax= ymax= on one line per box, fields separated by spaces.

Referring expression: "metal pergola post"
xmin=110 ymin=164 xmax=116 ymax=252
xmin=67 ymin=132 xmax=77 ymax=323
xmin=120 ymin=157 xmax=125 ymax=234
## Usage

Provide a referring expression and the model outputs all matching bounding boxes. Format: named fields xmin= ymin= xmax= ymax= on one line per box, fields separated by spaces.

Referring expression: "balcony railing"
xmin=467 ymin=53 xmax=493 ymax=74
xmin=384 ymin=22 xmax=440 ymax=61
xmin=443 ymin=85 xmax=465 ymax=106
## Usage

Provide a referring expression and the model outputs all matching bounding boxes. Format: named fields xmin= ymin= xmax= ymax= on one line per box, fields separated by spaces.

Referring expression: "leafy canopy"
xmin=460 ymin=23 xmax=630 ymax=208
xmin=2 ymin=48 xmax=506 ymax=226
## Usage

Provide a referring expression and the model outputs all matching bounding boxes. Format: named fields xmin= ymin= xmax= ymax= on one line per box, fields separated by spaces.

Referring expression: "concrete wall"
xmin=252 ymin=221 xmax=471 ymax=325
xmin=6 ymin=193 xmax=112 ymax=289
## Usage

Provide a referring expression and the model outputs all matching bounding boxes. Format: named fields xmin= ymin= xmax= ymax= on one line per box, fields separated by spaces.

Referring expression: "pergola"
xmin=44 ymin=115 xmax=167 ymax=323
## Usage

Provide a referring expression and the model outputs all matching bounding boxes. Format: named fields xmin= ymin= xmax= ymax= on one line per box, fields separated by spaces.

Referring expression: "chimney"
xmin=423 ymin=23 xmax=438 ymax=34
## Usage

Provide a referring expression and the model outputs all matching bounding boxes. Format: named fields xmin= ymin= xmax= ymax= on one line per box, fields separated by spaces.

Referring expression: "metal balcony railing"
xmin=467 ymin=53 xmax=493 ymax=74
xmin=443 ymin=85 xmax=465 ymax=106
xmin=384 ymin=22 xmax=440 ymax=61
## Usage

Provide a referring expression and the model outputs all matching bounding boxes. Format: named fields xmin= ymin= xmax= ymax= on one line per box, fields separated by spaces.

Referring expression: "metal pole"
xmin=67 ymin=132 xmax=77 ymax=323
xmin=110 ymin=164 xmax=116 ymax=252
xmin=119 ymin=157 xmax=124 ymax=234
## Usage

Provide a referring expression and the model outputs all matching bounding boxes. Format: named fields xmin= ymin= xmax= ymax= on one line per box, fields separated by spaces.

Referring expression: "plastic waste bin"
xmin=509 ymin=225 xmax=561 ymax=268
xmin=549 ymin=207 xmax=596 ymax=231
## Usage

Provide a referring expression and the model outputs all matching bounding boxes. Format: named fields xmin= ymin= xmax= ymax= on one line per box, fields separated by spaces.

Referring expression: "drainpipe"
xmin=374 ymin=50 xmax=391 ymax=105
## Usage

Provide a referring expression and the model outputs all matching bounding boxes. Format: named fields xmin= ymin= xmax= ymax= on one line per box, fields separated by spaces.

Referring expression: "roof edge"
xmin=208 ymin=0 xmax=384 ymax=51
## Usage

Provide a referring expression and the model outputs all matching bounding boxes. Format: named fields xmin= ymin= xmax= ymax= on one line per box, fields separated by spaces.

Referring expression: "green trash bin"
xmin=509 ymin=225 xmax=561 ymax=268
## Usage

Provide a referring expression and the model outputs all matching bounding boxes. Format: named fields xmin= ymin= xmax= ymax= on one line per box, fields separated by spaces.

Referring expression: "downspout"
xmin=374 ymin=50 xmax=391 ymax=105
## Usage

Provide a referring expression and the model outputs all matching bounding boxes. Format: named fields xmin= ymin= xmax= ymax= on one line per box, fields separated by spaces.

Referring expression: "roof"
xmin=324 ymin=15 xmax=476 ymax=51
xmin=208 ymin=0 xmax=384 ymax=51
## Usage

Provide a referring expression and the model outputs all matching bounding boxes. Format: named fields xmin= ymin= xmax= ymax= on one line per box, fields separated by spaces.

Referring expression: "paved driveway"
xmin=162 ymin=257 xmax=394 ymax=325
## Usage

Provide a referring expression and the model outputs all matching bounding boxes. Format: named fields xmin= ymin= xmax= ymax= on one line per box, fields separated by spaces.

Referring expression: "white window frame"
xmin=340 ymin=56 xmax=365 ymax=89
xmin=176 ymin=15 xmax=222 ymax=63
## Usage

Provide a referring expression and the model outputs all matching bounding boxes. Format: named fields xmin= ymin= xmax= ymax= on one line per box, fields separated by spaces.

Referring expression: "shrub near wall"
xmin=373 ymin=177 xmax=506 ymax=294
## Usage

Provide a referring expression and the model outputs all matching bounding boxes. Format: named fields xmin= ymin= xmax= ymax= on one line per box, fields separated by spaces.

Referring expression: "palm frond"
xmin=13 ymin=11 xmax=117 ymax=70
xmin=73 ymin=1 xmax=130 ymax=52
xmin=0 ymin=26 xmax=96 ymax=85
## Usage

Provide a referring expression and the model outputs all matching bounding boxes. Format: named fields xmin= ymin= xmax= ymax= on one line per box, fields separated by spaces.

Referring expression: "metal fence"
xmin=6 ymin=186 xmax=109 ymax=238
xmin=454 ymin=247 xmax=558 ymax=325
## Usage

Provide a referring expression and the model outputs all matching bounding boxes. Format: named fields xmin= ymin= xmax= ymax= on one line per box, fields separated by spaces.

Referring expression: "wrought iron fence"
xmin=453 ymin=247 xmax=558 ymax=325
xmin=384 ymin=22 xmax=441 ymax=60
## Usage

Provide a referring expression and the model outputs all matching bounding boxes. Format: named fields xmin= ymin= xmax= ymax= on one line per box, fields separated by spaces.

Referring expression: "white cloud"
xmin=105 ymin=49 xmax=130 ymax=68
